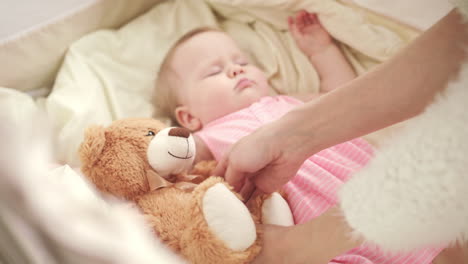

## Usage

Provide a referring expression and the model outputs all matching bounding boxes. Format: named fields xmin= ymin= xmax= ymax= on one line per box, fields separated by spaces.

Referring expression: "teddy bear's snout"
xmin=168 ymin=127 xmax=190 ymax=139
xmin=147 ymin=126 xmax=196 ymax=177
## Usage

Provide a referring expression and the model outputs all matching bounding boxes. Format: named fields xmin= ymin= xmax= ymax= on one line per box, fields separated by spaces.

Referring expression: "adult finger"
xmin=239 ymin=179 xmax=256 ymax=202
xmin=213 ymin=154 xmax=228 ymax=177
xmin=214 ymin=152 xmax=251 ymax=193
xmin=253 ymin=164 xmax=296 ymax=194
xmin=246 ymin=188 xmax=266 ymax=205
xmin=224 ymin=163 xmax=246 ymax=192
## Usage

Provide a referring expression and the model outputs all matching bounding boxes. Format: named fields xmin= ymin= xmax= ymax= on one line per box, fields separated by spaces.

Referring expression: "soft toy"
xmin=78 ymin=118 xmax=294 ymax=264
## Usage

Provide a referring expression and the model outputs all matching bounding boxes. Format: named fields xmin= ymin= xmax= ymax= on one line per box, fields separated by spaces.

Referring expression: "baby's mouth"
xmin=235 ymin=78 xmax=254 ymax=91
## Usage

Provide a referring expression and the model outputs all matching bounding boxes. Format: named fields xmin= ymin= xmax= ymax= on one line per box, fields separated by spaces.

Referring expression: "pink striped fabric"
xmin=196 ymin=96 xmax=442 ymax=264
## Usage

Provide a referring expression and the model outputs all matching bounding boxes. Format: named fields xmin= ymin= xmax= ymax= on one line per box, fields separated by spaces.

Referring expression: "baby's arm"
xmin=289 ymin=11 xmax=356 ymax=93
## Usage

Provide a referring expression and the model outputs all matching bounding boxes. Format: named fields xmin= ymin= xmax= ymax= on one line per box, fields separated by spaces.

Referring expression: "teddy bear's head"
xmin=79 ymin=118 xmax=195 ymax=200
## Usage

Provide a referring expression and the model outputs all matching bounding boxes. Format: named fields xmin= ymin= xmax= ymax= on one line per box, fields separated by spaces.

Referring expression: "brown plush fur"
xmin=79 ymin=118 xmax=265 ymax=264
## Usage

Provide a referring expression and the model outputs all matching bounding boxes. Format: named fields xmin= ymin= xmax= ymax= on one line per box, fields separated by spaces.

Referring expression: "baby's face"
xmin=171 ymin=31 xmax=270 ymax=127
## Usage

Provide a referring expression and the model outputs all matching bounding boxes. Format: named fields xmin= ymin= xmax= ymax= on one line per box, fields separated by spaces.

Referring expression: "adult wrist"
xmin=275 ymin=104 xmax=323 ymax=162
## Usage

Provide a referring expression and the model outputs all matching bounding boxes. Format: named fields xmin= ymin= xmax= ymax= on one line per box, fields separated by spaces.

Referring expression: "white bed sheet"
xmin=351 ymin=0 xmax=453 ymax=30
xmin=0 ymin=0 xmax=95 ymax=41
xmin=0 ymin=0 xmax=452 ymax=42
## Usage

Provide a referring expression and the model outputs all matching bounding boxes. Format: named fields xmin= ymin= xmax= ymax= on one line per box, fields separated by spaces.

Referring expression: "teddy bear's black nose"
xmin=168 ymin=127 xmax=191 ymax=138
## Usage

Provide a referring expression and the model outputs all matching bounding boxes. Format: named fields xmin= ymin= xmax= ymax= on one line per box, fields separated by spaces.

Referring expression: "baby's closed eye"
xmin=205 ymin=65 xmax=223 ymax=77
xmin=234 ymin=57 xmax=249 ymax=66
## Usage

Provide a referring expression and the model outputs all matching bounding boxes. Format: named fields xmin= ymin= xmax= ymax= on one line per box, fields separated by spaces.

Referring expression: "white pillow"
xmin=46 ymin=0 xmax=217 ymax=166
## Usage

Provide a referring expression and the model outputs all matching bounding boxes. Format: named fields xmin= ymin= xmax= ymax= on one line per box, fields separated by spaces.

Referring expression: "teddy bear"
xmin=78 ymin=118 xmax=294 ymax=264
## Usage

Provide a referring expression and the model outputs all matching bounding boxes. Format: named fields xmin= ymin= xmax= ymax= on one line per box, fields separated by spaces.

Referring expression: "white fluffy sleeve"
xmin=338 ymin=20 xmax=468 ymax=251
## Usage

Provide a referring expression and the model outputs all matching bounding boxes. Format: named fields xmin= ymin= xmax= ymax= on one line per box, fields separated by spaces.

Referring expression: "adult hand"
xmin=251 ymin=224 xmax=293 ymax=264
xmin=251 ymin=207 xmax=360 ymax=264
xmin=213 ymin=116 xmax=311 ymax=198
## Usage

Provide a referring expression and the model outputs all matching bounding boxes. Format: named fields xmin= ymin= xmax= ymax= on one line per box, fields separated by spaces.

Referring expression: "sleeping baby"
xmin=153 ymin=10 xmax=440 ymax=264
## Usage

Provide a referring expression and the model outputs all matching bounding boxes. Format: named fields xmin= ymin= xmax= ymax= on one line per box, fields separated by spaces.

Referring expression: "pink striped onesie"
xmin=196 ymin=96 xmax=441 ymax=264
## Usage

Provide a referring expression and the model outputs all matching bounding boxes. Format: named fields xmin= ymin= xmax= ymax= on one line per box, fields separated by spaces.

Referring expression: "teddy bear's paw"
xmin=202 ymin=183 xmax=256 ymax=251
xmin=262 ymin=192 xmax=294 ymax=226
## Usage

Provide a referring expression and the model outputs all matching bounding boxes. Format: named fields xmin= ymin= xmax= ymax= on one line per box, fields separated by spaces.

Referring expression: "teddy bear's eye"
xmin=146 ymin=131 xmax=155 ymax=137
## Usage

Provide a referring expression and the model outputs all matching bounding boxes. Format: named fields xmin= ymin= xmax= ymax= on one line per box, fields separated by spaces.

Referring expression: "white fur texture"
xmin=339 ymin=63 xmax=468 ymax=251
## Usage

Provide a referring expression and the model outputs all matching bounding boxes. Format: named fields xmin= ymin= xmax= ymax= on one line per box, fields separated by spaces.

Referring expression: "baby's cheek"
xmin=252 ymin=70 xmax=269 ymax=86
xmin=257 ymin=79 xmax=272 ymax=95
xmin=200 ymin=95 xmax=232 ymax=118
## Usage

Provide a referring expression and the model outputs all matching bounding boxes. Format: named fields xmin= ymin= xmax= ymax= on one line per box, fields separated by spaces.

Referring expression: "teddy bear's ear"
xmin=79 ymin=125 xmax=106 ymax=171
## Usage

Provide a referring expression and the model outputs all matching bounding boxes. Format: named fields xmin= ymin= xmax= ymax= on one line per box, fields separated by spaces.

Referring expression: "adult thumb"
xmin=213 ymin=157 xmax=227 ymax=177
xmin=224 ymin=165 xmax=246 ymax=192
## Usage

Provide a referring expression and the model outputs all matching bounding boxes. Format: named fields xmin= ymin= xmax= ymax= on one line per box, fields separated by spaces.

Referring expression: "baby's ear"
xmin=175 ymin=105 xmax=202 ymax=131
xmin=79 ymin=125 xmax=106 ymax=171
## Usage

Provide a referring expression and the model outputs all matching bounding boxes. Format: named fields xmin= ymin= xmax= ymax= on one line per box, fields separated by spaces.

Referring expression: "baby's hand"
xmin=288 ymin=10 xmax=333 ymax=57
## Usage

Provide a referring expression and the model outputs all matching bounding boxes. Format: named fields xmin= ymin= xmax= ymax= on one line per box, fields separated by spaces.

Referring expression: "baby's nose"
xmin=229 ymin=67 xmax=244 ymax=78
xmin=168 ymin=127 xmax=191 ymax=138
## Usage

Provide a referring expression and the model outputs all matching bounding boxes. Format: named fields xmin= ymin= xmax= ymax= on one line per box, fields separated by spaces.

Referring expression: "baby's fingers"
xmin=288 ymin=16 xmax=301 ymax=39
xmin=309 ymin=13 xmax=322 ymax=26
xmin=287 ymin=16 xmax=294 ymax=31
xmin=305 ymin=12 xmax=315 ymax=25
xmin=298 ymin=11 xmax=307 ymax=26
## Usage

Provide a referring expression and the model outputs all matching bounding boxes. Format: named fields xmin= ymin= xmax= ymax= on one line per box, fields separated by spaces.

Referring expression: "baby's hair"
xmin=153 ymin=26 xmax=222 ymax=125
